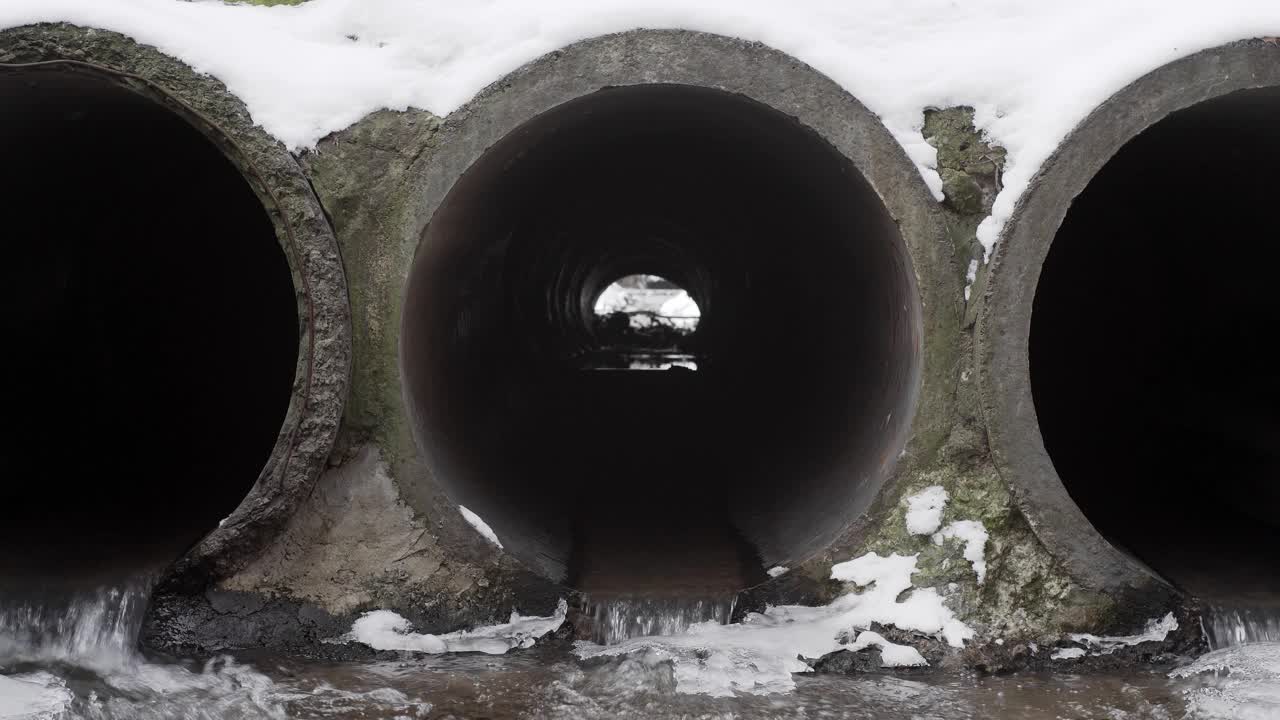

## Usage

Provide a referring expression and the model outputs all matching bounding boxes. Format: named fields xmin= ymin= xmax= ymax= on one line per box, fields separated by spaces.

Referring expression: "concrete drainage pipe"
xmin=0 ymin=25 xmax=350 ymax=592
xmin=401 ymin=30 xmax=958 ymax=599
xmin=978 ymin=39 xmax=1280 ymax=612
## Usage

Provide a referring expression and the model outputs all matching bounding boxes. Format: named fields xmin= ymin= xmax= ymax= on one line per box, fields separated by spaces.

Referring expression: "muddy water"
xmin=3 ymin=584 xmax=1280 ymax=719
xmin=5 ymin=646 xmax=1280 ymax=719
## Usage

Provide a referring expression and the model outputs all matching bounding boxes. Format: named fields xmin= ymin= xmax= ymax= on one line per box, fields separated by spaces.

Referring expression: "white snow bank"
xmin=904 ymin=485 xmax=948 ymax=535
xmin=904 ymin=488 xmax=989 ymax=583
xmin=592 ymin=282 xmax=629 ymax=316
xmin=766 ymin=566 xmax=789 ymax=578
xmin=576 ymin=551 xmax=971 ymax=696
xmin=830 ymin=552 xmax=973 ymax=647
xmin=1051 ymin=647 xmax=1087 ymax=660
xmin=1068 ymin=612 xmax=1178 ymax=655
xmin=458 ymin=505 xmax=502 ymax=549
xmin=345 ymin=599 xmax=566 ymax=655
xmin=933 ymin=520 xmax=989 ymax=584
xmin=845 ymin=630 xmax=927 ymax=668
xmin=4 ymin=0 xmax=1279 ymax=259
xmin=657 ymin=291 xmax=701 ymax=330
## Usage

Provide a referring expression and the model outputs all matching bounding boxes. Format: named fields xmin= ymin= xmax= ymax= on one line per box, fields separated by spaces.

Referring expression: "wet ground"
xmin=4 ymin=581 xmax=1280 ymax=719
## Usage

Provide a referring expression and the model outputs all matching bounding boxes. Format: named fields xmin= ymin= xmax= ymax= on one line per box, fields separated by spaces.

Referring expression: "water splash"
xmin=0 ymin=579 xmax=152 ymax=670
xmin=1205 ymin=605 xmax=1280 ymax=649
xmin=586 ymin=595 xmax=737 ymax=645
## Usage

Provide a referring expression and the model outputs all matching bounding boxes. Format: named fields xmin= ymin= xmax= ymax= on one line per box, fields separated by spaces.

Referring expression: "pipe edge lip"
xmin=0 ymin=22 xmax=353 ymax=594
xmin=975 ymin=38 xmax=1280 ymax=611
xmin=398 ymin=27 xmax=961 ymax=587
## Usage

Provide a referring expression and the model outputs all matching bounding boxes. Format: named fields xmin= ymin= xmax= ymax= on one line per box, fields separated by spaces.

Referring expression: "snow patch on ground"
xmin=1051 ymin=613 xmax=1180 ymax=661
xmin=344 ymin=600 xmax=566 ymax=655
xmin=3 ymin=1 xmax=1279 ymax=258
xmin=1069 ymin=612 xmax=1179 ymax=655
xmin=458 ymin=506 xmax=502 ymax=549
xmin=576 ymin=551 xmax=971 ymax=696
xmin=567 ymin=479 xmax=1003 ymax=696
xmin=657 ymin=291 xmax=701 ymax=331
xmin=932 ymin=520 xmax=989 ymax=584
xmin=766 ymin=566 xmax=789 ymax=578
xmin=845 ymin=630 xmax=928 ymax=667
xmin=830 ymin=553 xmax=974 ymax=647
xmin=592 ymin=282 xmax=631 ymax=316
xmin=904 ymin=485 xmax=948 ymax=535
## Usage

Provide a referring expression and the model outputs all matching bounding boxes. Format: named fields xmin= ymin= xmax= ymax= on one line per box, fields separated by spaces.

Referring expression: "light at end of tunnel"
xmin=587 ymin=274 xmax=701 ymax=371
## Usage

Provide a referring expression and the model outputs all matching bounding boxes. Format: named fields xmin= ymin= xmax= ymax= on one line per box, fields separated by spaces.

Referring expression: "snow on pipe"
xmin=400 ymin=31 xmax=951 ymax=598
xmin=0 ymin=25 xmax=350 ymax=593
xmin=978 ymin=39 xmax=1280 ymax=611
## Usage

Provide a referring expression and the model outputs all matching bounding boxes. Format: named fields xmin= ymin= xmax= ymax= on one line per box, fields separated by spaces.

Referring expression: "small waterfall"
xmin=0 ymin=579 xmax=152 ymax=669
xmin=586 ymin=595 xmax=737 ymax=645
xmin=1205 ymin=605 xmax=1280 ymax=649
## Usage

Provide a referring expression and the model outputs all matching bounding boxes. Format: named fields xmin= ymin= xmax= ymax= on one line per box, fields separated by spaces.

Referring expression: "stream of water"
xmin=3 ymin=584 xmax=1280 ymax=719
xmin=584 ymin=595 xmax=737 ymax=645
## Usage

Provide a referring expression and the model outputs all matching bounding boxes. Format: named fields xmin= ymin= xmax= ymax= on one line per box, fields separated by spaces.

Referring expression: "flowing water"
xmin=1205 ymin=605 xmax=1280 ymax=650
xmin=4 ymin=583 xmax=1280 ymax=719
xmin=584 ymin=595 xmax=737 ymax=645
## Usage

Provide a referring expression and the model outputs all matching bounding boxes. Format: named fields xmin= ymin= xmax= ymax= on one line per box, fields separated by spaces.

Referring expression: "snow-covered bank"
xmin=329 ymin=482 xmax=991 ymax=696
xmin=1070 ymin=613 xmax=1180 ymax=655
xmin=573 ymin=550 xmax=972 ymax=696
xmin=569 ymin=486 xmax=995 ymax=696
xmin=342 ymin=600 xmax=567 ymax=655
xmin=4 ymin=0 xmax=1280 ymax=256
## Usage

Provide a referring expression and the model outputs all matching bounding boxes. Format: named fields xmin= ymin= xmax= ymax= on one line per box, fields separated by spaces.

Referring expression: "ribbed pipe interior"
xmin=403 ymin=84 xmax=920 ymax=596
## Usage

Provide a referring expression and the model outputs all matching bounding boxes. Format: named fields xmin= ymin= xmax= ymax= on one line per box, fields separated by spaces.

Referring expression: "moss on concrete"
xmin=298 ymin=109 xmax=442 ymax=465
xmin=922 ymin=107 xmax=1005 ymax=326
xmin=924 ymin=107 xmax=1006 ymax=182
xmin=835 ymin=325 xmax=1116 ymax=644
xmin=787 ymin=110 xmax=1117 ymax=645
xmin=267 ymin=110 xmax=564 ymax=639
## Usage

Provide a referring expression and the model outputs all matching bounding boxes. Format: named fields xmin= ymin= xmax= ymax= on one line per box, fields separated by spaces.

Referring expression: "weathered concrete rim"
xmin=0 ymin=23 xmax=352 ymax=591
xmin=401 ymin=28 xmax=962 ymax=581
xmin=975 ymin=38 xmax=1280 ymax=609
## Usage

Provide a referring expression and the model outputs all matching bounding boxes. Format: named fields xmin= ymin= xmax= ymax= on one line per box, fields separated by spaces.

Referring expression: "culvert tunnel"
xmin=982 ymin=41 xmax=1280 ymax=612
xmin=0 ymin=66 xmax=299 ymax=586
xmin=1031 ymin=85 xmax=1280 ymax=604
xmin=403 ymin=83 xmax=922 ymax=598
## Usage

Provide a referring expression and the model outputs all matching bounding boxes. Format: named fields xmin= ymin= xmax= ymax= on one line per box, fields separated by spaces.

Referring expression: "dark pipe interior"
xmin=1032 ymin=86 xmax=1280 ymax=605
xmin=403 ymin=85 xmax=920 ymax=597
xmin=0 ymin=68 xmax=298 ymax=586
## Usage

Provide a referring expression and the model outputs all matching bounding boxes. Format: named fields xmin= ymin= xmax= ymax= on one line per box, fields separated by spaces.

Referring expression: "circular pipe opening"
xmin=1031 ymin=85 xmax=1280 ymax=604
xmin=403 ymin=83 xmax=920 ymax=597
xmin=0 ymin=67 xmax=299 ymax=585
xmin=980 ymin=41 xmax=1280 ymax=614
